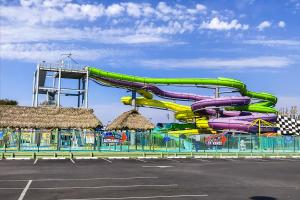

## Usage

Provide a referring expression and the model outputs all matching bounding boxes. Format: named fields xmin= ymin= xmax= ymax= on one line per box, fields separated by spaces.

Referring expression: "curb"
xmin=5 ymin=157 xmax=31 ymax=160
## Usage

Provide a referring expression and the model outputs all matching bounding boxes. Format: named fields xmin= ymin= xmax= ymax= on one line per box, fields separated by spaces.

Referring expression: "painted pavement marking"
xmin=17 ymin=180 xmax=32 ymax=200
xmin=59 ymin=194 xmax=208 ymax=200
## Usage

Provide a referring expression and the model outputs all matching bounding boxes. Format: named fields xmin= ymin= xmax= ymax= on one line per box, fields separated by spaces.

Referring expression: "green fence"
xmin=0 ymin=129 xmax=299 ymax=153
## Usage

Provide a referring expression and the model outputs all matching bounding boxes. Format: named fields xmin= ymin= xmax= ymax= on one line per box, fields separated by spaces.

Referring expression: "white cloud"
xmin=139 ymin=56 xmax=293 ymax=69
xmin=196 ymin=4 xmax=207 ymax=12
xmin=157 ymin=2 xmax=172 ymax=14
xmin=278 ymin=20 xmax=286 ymax=28
xmin=42 ymin=0 xmax=71 ymax=8
xmin=257 ymin=21 xmax=271 ymax=31
xmin=0 ymin=2 xmax=105 ymax=24
xmin=20 ymin=0 xmax=43 ymax=7
xmin=106 ymin=3 xmax=125 ymax=17
xmin=0 ymin=25 xmax=170 ymax=44
xmin=0 ymin=43 xmax=124 ymax=62
xmin=200 ymin=17 xmax=249 ymax=31
xmin=244 ymin=39 xmax=300 ymax=46
xmin=81 ymin=4 xmax=105 ymax=21
xmin=125 ymin=2 xmax=141 ymax=18
xmin=0 ymin=1 xmax=250 ymax=49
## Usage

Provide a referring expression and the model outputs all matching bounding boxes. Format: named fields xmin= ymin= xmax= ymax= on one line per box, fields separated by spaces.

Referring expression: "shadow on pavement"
xmin=250 ymin=196 xmax=277 ymax=200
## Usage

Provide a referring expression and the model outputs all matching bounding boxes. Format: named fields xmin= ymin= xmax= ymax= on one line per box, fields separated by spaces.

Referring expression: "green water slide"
xmin=87 ymin=67 xmax=277 ymax=113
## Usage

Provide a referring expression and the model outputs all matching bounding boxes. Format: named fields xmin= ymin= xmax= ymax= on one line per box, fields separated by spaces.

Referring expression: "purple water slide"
xmin=92 ymin=77 xmax=277 ymax=133
xmin=96 ymin=77 xmax=211 ymax=101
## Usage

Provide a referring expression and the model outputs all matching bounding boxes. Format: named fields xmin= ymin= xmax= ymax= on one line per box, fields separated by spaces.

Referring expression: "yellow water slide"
xmin=121 ymin=97 xmax=211 ymax=134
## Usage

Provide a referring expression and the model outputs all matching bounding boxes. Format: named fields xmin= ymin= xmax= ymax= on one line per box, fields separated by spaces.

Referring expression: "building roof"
xmin=107 ymin=110 xmax=154 ymax=131
xmin=0 ymin=105 xmax=102 ymax=129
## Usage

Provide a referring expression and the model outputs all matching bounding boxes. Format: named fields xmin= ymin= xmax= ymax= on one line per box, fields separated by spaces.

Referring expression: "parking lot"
xmin=0 ymin=158 xmax=299 ymax=200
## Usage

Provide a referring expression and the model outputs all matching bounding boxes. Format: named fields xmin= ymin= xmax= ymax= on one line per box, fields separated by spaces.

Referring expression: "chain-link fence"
xmin=0 ymin=129 xmax=299 ymax=153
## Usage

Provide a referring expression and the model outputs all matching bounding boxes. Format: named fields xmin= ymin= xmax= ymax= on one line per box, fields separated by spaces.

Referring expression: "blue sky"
xmin=0 ymin=0 xmax=299 ymax=124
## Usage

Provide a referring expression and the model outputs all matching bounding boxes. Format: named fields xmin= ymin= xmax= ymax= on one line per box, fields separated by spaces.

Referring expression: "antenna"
xmin=59 ymin=53 xmax=80 ymax=69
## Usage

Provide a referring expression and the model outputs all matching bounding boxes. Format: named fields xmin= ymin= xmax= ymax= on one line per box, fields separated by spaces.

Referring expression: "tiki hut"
xmin=0 ymin=105 xmax=102 ymax=129
xmin=0 ymin=105 xmax=102 ymax=151
xmin=107 ymin=110 xmax=154 ymax=131
xmin=106 ymin=110 xmax=154 ymax=147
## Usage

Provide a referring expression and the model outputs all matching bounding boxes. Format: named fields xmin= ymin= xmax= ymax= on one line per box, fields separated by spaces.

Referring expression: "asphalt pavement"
xmin=0 ymin=158 xmax=299 ymax=200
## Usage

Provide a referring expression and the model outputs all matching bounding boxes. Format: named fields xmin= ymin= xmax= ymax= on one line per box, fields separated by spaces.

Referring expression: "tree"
xmin=0 ymin=99 xmax=18 ymax=105
xmin=278 ymin=106 xmax=299 ymax=120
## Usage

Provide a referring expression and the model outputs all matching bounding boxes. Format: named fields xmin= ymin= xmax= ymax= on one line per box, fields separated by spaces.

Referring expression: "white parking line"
xmin=30 ymin=184 xmax=178 ymax=190
xmin=166 ymin=156 xmax=187 ymax=159
xmin=42 ymin=157 xmax=66 ymax=160
xmin=70 ymin=158 xmax=75 ymax=164
xmin=0 ymin=177 xmax=158 ymax=182
xmin=220 ymin=156 xmax=239 ymax=159
xmin=244 ymin=156 xmax=263 ymax=159
xmin=269 ymin=156 xmax=287 ymax=159
xmin=17 ymin=180 xmax=32 ymax=200
xmin=165 ymin=158 xmax=180 ymax=163
xmin=59 ymin=194 xmax=208 ymax=200
xmin=194 ymin=156 xmax=214 ymax=159
xmin=75 ymin=157 xmax=98 ymax=160
xmin=107 ymin=157 xmax=130 ymax=159
xmin=33 ymin=158 xmax=38 ymax=165
xmin=193 ymin=158 xmax=212 ymax=162
xmin=142 ymin=166 xmax=173 ymax=168
xmin=135 ymin=159 xmax=147 ymax=163
xmin=291 ymin=156 xmax=300 ymax=159
xmin=100 ymin=158 xmax=112 ymax=163
xmin=137 ymin=157 xmax=159 ymax=159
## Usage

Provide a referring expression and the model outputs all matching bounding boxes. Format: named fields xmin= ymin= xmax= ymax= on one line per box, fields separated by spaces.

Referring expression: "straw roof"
xmin=0 ymin=105 xmax=102 ymax=129
xmin=107 ymin=110 xmax=154 ymax=130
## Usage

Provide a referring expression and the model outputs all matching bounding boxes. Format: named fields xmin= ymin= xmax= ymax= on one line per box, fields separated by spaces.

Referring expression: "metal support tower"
xmin=32 ymin=61 xmax=89 ymax=108
xmin=215 ymin=87 xmax=220 ymax=118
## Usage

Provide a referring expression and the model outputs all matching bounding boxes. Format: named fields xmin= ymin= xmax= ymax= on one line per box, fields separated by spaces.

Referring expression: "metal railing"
xmin=0 ymin=130 xmax=299 ymax=153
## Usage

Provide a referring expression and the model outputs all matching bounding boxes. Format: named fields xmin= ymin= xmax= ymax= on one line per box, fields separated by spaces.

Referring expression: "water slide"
xmin=88 ymin=67 xmax=278 ymax=133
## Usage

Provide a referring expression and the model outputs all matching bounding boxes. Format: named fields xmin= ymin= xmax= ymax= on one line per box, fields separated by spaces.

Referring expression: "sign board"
xmin=102 ymin=132 xmax=127 ymax=143
xmin=205 ymin=135 xmax=227 ymax=146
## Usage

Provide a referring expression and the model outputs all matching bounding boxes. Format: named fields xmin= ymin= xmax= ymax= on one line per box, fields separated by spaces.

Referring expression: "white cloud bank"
xmin=139 ymin=56 xmax=293 ymax=69
xmin=244 ymin=39 xmax=300 ymax=46
xmin=0 ymin=43 xmax=126 ymax=62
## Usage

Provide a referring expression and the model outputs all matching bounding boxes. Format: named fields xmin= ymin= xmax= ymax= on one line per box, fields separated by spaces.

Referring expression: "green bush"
xmin=0 ymin=99 xmax=18 ymax=105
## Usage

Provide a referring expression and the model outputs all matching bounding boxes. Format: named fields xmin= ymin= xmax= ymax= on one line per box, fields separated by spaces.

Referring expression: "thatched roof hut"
xmin=107 ymin=110 xmax=154 ymax=131
xmin=0 ymin=105 xmax=102 ymax=129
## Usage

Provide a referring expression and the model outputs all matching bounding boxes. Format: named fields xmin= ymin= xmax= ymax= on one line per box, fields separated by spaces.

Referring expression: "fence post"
xmin=272 ymin=137 xmax=275 ymax=153
xmin=142 ymin=132 xmax=144 ymax=151
xmin=250 ymin=134 xmax=253 ymax=153
xmin=98 ymin=131 xmax=101 ymax=152
xmin=227 ymin=134 xmax=230 ymax=153
xmin=282 ymin=136 xmax=285 ymax=153
xmin=17 ymin=129 xmax=21 ymax=151
xmin=294 ymin=136 xmax=296 ymax=153
xmin=69 ymin=131 xmax=72 ymax=153
xmin=57 ymin=129 xmax=60 ymax=151
xmin=127 ymin=130 xmax=130 ymax=152
xmin=93 ymin=131 xmax=96 ymax=151
xmin=178 ymin=136 xmax=181 ymax=153
xmin=37 ymin=130 xmax=41 ymax=153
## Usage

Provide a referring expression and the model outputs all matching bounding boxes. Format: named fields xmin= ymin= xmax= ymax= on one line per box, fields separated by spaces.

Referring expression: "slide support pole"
xmin=57 ymin=68 xmax=62 ymax=108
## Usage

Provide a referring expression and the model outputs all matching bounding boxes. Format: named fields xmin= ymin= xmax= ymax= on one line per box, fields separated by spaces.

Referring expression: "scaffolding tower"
xmin=32 ymin=56 xmax=89 ymax=108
